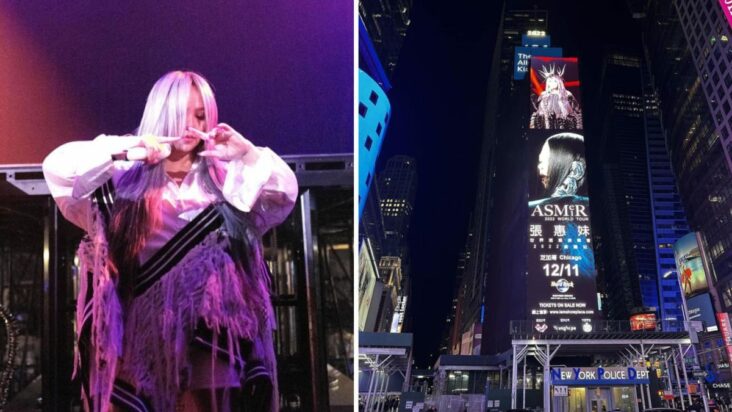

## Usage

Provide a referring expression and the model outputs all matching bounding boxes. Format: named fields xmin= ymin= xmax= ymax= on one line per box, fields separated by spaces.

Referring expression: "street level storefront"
xmin=509 ymin=320 xmax=703 ymax=412
xmin=708 ymin=381 xmax=732 ymax=410
xmin=550 ymin=367 xmax=648 ymax=411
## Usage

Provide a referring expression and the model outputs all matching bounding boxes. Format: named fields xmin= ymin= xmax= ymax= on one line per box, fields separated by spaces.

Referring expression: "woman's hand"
xmin=125 ymin=135 xmax=179 ymax=164
xmin=189 ymin=123 xmax=255 ymax=161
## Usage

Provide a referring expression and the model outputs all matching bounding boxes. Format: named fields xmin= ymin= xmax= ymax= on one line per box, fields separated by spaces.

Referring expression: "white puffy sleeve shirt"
xmin=42 ymin=134 xmax=298 ymax=264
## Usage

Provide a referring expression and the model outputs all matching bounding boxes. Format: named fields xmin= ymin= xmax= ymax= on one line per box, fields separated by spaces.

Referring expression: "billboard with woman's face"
xmin=527 ymin=57 xmax=597 ymax=334
xmin=529 ymin=57 xmax=583 ymax=131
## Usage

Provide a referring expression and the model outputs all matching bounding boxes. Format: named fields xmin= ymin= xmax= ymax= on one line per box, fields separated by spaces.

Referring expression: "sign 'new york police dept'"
xmin=551 ymin=367 xmax=650 ymax=386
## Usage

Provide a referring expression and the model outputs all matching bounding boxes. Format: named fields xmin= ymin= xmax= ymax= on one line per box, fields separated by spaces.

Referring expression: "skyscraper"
xmin=378 ymin=155 xmax=418 ymax=259
xmin=595 ymin=52 xmax=659 ymax=320
xmin=592 ymin=49 xmax=690 ymax=330
xmin=644 ymin=0 xmax=732 ymax=307
xmin=449 ymin=4 xmax=549 ymax=355
xmin=640 ymin=64 xmax=688 ymax=329
xmin=358 ymin=0 xmax=412 ymax=77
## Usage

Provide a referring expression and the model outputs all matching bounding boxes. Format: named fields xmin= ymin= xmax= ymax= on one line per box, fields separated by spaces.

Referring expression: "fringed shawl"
xmin=74 ymin=190 xmax=278 ymax=412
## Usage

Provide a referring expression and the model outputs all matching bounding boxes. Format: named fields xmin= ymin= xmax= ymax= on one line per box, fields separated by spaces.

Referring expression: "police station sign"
xmin=551 ymin=367 xmax=650 ymax=386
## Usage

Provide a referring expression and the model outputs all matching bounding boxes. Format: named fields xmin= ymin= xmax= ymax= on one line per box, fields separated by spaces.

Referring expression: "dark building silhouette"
xmin=595 ymin=52 xmax=659 ymax=320
xmin=643 ymin=0 xmax=732 ymax=304
xmin=449 ymin=5 xmax=549 ymax=355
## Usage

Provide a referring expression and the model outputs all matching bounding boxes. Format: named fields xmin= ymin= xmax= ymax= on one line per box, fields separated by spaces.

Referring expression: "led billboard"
xmin=717 ymin=313 xmax=732 ymax=371
xmin=673 ymin=232 xmax=709 ymax=298
xmin=358 ymin=240 xmax=379 ymax=331
xmin=527 ymin=56 xmax=596 ymax=334
xmin=513 ymin=46 xmax=563 ymax=80
xmin=529 ymin=57 xmax=583 ymax=130
xmin=630 ymin=313 xmax=657 ymax=331
xmin=687 ymin=293 xmax=717 ymax=332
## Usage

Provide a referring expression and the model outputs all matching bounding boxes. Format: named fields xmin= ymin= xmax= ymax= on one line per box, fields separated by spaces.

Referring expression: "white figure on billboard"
xmin=530 ymin=64 xmax=583 ymax=130
xmin=534 ymin=132 xmax=587 ymax=201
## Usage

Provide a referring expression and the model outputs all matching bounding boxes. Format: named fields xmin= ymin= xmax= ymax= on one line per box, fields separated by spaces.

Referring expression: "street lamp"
xmin=663 ymin=270 xmax=689 ymax=330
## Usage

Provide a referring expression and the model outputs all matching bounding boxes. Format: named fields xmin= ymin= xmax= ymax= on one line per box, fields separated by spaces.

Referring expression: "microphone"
xmin=111 ymin=136 xmax=177 ymax=161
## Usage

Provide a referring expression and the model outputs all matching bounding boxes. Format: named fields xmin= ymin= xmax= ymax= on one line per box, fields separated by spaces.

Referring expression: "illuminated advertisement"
xmin=674 ymin=232 xmax=709 ymax=298
xmin=358 ymin=240 xmax=379 ymax=331
xmin=527 ymin=57 xmax=596 ymax=334
xmin=550 ymin=367 xmax=650 ymax=386
xmin=514 ymin=46 xmax=563 ymax=80
xmin=390 ymin=296 xmax=407 ymax=333
xmin=687 ymin=293 xmax=717 ymax=332
xmin=717 ymin=313 xmax=732 ymax=371
xmin=529 ymin=57 xmax=583 ymax=130
xmin=522 ymin=31 xmax=551 ymax=47
xmin=630 ymin=313 xmax=657 ymax=331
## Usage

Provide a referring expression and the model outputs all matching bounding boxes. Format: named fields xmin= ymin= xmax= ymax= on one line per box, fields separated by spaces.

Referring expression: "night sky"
xmin=376 ymin=0 xmax=642 ymax=367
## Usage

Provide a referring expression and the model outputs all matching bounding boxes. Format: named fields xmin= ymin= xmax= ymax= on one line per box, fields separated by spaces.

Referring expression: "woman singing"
xmin=42 ymin=71 xmax=298 ymax=412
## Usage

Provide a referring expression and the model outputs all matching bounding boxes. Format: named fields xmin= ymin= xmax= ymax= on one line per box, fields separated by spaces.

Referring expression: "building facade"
xmin=595 ymin=52 xmax=661 ymax=321
xmin=449 ymin=4 xmax=550 ymax=356
xmin=645 ymin=0 xmax=732 ymax=297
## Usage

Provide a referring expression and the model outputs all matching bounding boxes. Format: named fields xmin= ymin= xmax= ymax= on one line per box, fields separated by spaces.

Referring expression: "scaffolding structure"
xmin=359 ymin=332 xmax=413 ymax=412
xmin=509 ymin=320 xmax=711 ymax=412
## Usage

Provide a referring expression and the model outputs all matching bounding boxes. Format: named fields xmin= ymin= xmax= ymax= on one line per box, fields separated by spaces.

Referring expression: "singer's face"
xmin=538 ymin=141 xmax=550 ymax=189
xmin=173 ymin=85 xmax=207 ymax=154
xmin=545 ymin=77 xmax=560 ymax=93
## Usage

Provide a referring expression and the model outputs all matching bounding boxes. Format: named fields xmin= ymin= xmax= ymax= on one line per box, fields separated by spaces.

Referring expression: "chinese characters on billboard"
xmin=527 ymin=57 xmax=597 ymax=333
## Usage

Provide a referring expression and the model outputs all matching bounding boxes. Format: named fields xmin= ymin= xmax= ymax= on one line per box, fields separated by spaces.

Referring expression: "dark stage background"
xmin=0 ymin=0 xmax=353 ymax=164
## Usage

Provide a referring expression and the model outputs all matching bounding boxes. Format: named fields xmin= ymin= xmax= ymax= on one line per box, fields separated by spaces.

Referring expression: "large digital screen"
xmin=358 ymin=240 xmax=379 ymax=331
xmin=687 ymin=293 xmax=717 ymax=332
xmin=529 ymin=56 xmax=583 ymax=130
xmin=717 ymin=313 xmax=732 ymax=371
xmin=674 ymin=232 xmax=709 ymax=298
xmin=513 ymin=46 xmax=563 ymax=80
xmin=630 ymin=313 xmax=657 ymax=331
xmin=527 ymin=57 xmax=596 ymax=334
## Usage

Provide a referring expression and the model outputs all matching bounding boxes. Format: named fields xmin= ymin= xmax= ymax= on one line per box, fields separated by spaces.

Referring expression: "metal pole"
xmin=404 ymin=348 xmax=413 ymax=393
xmin=544 ymin=344 xmax=551 ymax=412
xmin=641 ymin=343 xmax=650 ymax=407
xmin=699 ymin=377 xmax=711 ymax=412
xmin=365 ymin=357 xmax=378 ymax=412
xmin=379 ymin=373 xmax=391 ymax=412
xmin=369 ymin=370 xmax=382 ymax=412
xmin=523 ymin=356 xmax=527 ymax=408
xmin=680 ymin=344 xmax=693 ymax=406
xmin=664 ymin=354 xmax=676 ymax=409
xmin=690 ymin=345 xmax=711 ymax=412
xmin=511 ymin=343 xmax=518 ymax=409
xmin=646 ymin=383 xmax=653 ymax=408
xmin=379 ymin=370 xmax=390 ymax=412
xmin=672 ymin=348 xmax=685 ymax=410
xmin=640 ymin=383 xmax=647 ymax=411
